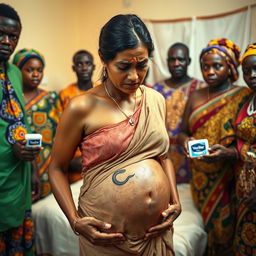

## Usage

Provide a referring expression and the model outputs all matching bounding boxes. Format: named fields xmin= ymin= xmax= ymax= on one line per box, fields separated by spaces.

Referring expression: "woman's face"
xmin=105 ymin=45 xmax=149 ymax=94
xmin=242 ymin=55 xmax=256 ymax=91
xmin=21 ymin=58 xmax=44 ymax=90
xmin=201 ymin=53 xmax=230 ymax=87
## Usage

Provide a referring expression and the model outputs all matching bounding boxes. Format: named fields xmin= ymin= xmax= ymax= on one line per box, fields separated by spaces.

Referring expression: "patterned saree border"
xmin=25 ymin=90 xmax=48 ymax=111
xmin=189 ymin=87 xmax=243 ymax=132
xmin=202 ymin=169 xmax=228 ymax=225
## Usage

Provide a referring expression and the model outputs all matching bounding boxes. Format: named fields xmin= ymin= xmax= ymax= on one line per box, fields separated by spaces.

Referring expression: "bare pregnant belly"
xmin=83 ymin=159 xmax=171 ymax=239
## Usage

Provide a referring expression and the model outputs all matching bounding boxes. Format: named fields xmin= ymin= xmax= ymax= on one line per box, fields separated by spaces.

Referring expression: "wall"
xmin=5 ymin=0 xmax=256 ymax=91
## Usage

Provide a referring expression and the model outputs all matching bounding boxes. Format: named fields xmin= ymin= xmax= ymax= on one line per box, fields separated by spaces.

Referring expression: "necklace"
xmin=247 ymin=94 xmax=256 ymax=115
xmin=104 ymin=83 xmax=136 ymax=126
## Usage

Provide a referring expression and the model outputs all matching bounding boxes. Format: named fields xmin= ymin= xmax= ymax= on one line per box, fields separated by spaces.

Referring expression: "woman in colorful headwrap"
xmin=178 ymin=38 xmax=250 ymax=256
xmin=13 ymin=48 xmax=62 ymax=201
xmin=234 ymin=43 xmax=256 ymax=255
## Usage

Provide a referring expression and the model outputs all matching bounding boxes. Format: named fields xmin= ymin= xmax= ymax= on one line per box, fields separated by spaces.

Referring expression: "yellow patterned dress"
xmin=234 ymin=93 xmax=256 ymax=256
xmin=25 ymin=89 xmax=62 ymax=198
xmin=188 ymin=86 xmax=250 ymax=256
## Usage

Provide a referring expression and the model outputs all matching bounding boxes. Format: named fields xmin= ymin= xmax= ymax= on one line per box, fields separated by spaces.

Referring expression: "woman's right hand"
xmin=12 ymin=140 xmax=41 ymax=161
xmin=73 ymin=217 xmax=126 ymax=245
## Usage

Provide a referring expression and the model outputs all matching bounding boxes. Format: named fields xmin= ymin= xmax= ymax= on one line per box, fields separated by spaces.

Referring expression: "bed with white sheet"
xmin=32 ymin=182 xmax=207 ymax=256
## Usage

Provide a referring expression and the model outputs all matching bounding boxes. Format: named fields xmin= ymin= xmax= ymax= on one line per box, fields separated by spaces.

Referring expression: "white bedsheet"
xmin=173 ymin=184 xmax=207 ymax=256
xmin=32 ymin=182 xmax=207 ymax=256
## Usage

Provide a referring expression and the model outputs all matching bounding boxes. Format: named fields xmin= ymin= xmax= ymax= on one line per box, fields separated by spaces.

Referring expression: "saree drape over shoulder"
xmin=78 ymin=86 xmax=174 ymax=256
xmin=188 ymin=86 xmax=250 ymax=256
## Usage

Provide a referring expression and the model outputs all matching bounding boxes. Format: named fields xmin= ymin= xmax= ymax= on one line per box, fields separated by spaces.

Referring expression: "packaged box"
xmin=188 ymin=139 xmax=209 ymax=158
xmin=25 ymin=133 xmax=42 ymax=147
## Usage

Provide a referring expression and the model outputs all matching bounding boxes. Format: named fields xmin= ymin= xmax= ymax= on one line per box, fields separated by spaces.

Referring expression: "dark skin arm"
xmin=48 ymin=95 xmax=125 ymax=245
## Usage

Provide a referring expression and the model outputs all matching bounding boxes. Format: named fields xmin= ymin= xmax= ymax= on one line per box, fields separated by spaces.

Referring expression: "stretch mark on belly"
xmin=112 ymin=169 xmax=135 ymax=186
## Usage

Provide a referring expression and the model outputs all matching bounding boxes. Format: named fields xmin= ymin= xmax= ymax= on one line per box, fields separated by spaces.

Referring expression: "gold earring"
xmin=103 ymin=66 xmax=108 ymax=80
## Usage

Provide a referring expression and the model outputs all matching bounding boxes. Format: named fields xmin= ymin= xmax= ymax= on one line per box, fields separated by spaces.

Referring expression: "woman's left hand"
xmin=144 ymin=203 xmax=181 ymax=240
xmin=199 ymin=144 xmax=237 ymax=163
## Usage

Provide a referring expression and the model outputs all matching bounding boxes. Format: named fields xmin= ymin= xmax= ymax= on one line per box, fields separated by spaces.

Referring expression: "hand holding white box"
xmin=25 ymin=134 xmax=42 ymax=147
xmin=188 ymin=139 xmax=209 ymax=158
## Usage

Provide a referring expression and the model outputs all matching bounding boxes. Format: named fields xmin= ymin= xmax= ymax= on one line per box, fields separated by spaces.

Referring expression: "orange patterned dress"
xmin=25 ymin=89 xmax=62 ymax=198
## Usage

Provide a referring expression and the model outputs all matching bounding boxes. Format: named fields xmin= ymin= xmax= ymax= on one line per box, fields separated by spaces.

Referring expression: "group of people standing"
xmin=153 ymin=38 xmax=256 ymax=255
xmin=0 ymin=2 xmax=255 ymax=256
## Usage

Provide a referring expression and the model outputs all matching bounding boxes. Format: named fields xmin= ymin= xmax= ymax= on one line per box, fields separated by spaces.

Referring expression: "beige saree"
xmin=78 ymin=86 xmax=174 ymax=256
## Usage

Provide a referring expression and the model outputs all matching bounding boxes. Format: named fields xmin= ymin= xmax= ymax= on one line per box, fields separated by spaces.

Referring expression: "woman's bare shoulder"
xmin=188 ymin=87 xmax=208 ymax=109
xmin=64 ymin=86 xmax=104 ymax=117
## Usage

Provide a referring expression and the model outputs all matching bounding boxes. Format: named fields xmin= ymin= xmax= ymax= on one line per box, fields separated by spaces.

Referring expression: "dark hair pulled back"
xmin=99 ymin=14 xmax=154 ymax=63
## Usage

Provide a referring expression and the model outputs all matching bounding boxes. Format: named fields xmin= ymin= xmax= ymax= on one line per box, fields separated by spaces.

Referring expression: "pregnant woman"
xmin=49 ymin=14 xmax=181 ymax=256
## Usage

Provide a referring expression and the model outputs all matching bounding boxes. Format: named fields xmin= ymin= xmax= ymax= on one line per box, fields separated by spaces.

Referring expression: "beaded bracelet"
xmin=72 ymin=219 xmax=80 ymax=236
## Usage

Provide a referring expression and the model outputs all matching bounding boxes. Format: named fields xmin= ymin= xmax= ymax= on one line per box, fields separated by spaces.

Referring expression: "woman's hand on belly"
xmin=75 ymin=216 xmax=126 ymax=245
xmin=144 ymin=203 xmax=181 ymax=240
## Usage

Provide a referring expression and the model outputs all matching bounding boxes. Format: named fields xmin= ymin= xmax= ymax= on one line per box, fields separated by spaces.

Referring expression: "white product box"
xmin=188 ymin=139 xmax=209 ymax=158
xmin=25 ymin=133 xmax=42 ymax=147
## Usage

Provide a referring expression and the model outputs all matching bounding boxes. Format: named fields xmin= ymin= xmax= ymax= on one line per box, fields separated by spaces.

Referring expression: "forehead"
xmin=242 ymin=55 xmax=256 ymax=67
xmin=74 ymin=53 xmax=93 ymax=63
xmin=23 ymin=58 xmax=44 ymax=67
xmin=0 ymin=16 xmax=21 ymax=34
xmin=113 ymin=45 xmax=149 ymax=62
xmin=168 ymin=46 xmax=187 ymax=57
xmin=201 ymin=53 xmax=226 ymax=63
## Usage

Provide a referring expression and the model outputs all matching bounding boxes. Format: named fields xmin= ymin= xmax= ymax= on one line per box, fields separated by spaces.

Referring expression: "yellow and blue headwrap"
xmin=241 ymin=43 xmax=256 ymax=64
xmin=200 ymin=38 xmax=241 ymax=82
xmin=13 ymin=48 xmax=45 ymax=69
